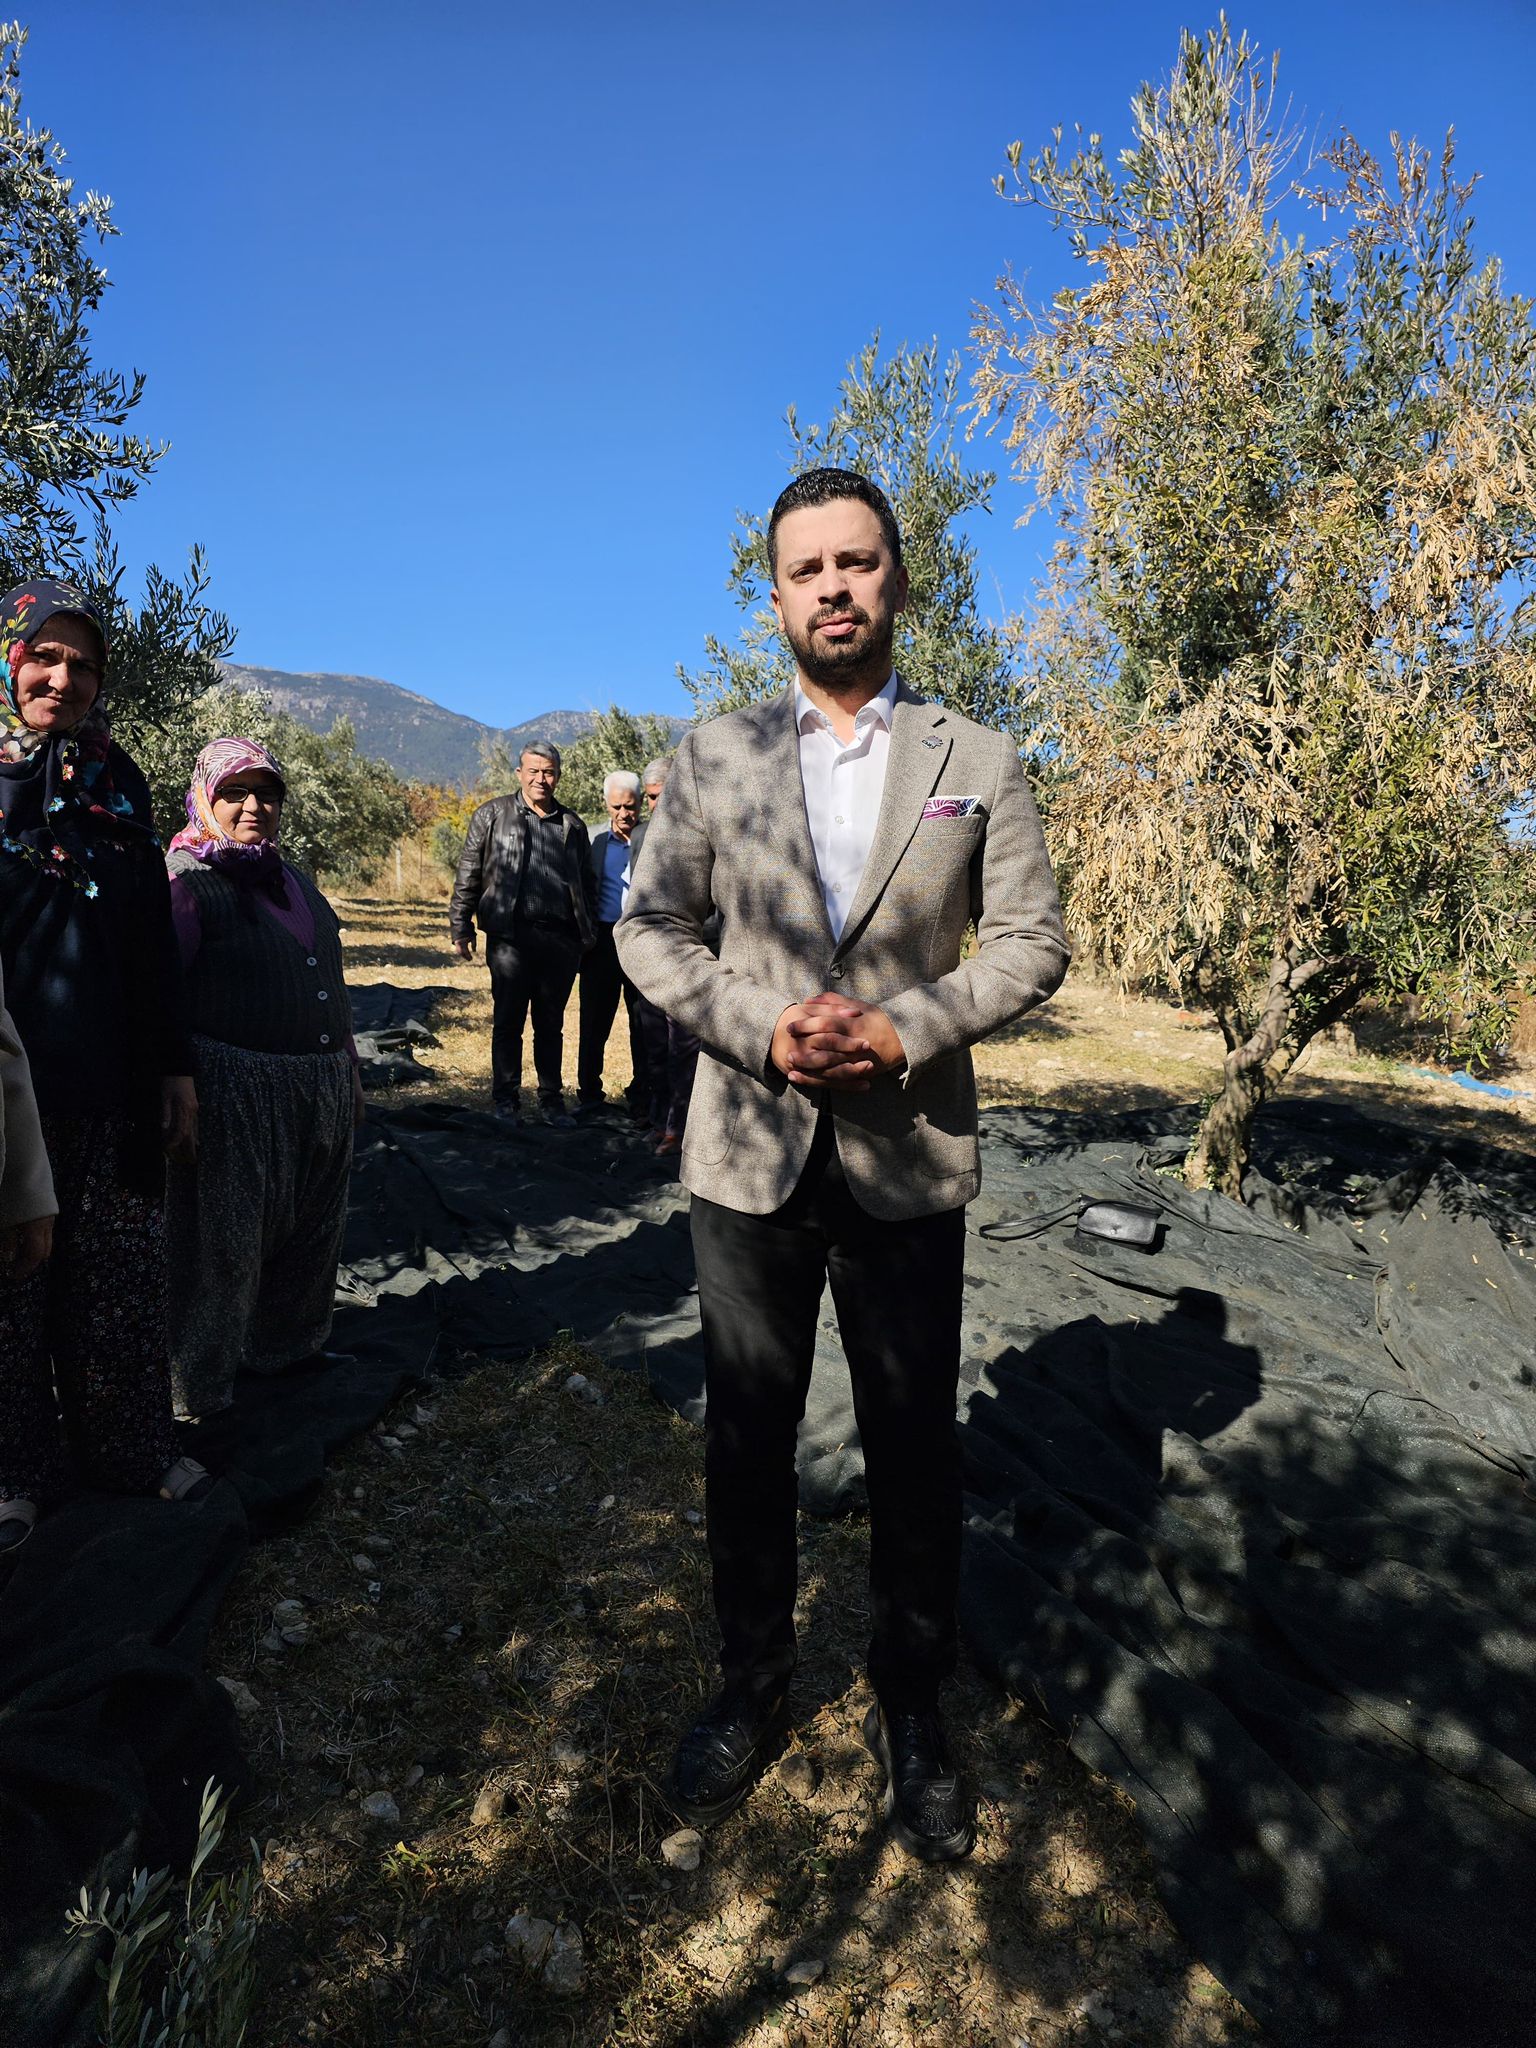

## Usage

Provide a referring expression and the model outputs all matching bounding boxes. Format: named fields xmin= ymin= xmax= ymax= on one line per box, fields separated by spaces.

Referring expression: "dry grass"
xmin=335 ymin=855 xmax=1536 ymax=1144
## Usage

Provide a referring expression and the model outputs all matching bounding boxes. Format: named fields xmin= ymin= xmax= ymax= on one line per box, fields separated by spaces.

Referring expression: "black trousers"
xmin=689 ymin=1112 xmax=966 ymax=1712
xmin=486 ymin=920 xmax=582 ymax=1107
xmin=576 ymin=922 xmax=647 ymax=1105
xmin=637 ymin=996 xmax=700 ymax=1135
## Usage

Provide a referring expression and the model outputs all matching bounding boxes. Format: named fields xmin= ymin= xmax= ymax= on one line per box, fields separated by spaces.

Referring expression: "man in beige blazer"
xmin=617 ymin=469 xmax=1068 ymax=1859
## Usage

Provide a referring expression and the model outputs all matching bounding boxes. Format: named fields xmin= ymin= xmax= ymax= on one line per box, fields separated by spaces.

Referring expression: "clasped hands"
xmin=771 ymin=993 xmax=905 ymax=1093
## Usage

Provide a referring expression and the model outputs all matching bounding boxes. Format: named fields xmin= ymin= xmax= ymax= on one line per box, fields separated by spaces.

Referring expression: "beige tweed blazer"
xmin=615 ymin=683 xmax=1069 ymax=1220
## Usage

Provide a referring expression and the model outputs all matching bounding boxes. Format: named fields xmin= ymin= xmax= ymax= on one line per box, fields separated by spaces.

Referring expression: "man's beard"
xmin=786 ymin=603 xmax=897 ymax=691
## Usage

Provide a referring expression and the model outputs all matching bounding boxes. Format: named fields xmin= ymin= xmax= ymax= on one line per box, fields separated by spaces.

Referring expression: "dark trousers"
xmin=486 ymin=919 xmax=582 ymax=1107
xmin=576 ymin=922 xmax=647 ymax=1105
xmin=637 ymin=996 xmax=701 ymax=1136
xmin=689 ymin=1113 xmax=967 ymax=1711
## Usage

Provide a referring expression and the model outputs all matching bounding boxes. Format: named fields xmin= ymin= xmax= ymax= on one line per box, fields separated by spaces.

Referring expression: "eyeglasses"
xmin=215 ymin=785 xmax=284 ymax=810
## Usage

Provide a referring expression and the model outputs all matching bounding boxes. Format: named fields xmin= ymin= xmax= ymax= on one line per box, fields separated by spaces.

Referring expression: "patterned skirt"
xmin=166 ymin=1035 xmax=354 ymax=1419
xmin=0 ymin=1112 xmax=178 ymax=1502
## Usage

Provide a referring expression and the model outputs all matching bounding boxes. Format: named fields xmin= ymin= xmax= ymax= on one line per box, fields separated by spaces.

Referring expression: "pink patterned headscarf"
xmin=168 ymin=735 xmax=288 ymax=893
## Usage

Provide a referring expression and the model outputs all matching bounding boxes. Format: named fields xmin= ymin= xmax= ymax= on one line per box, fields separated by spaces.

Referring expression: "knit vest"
xmin=167 ymin=853 xmax=351 ymax=1057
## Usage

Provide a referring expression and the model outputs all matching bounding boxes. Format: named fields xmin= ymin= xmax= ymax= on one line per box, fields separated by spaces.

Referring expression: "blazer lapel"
xmin=834 ymin=687 xmax=952 ymax=952
xmin=756 ymin=690 xmax=838 ymax=946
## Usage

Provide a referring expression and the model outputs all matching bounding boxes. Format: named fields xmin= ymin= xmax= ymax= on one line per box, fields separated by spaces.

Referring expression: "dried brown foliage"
xmin=974 ymin=20 xmax=1536 ymax=1192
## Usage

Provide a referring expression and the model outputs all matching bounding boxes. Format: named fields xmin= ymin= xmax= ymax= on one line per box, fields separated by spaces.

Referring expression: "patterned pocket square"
xmin=921 ymin=793 xmax=984 ymax=820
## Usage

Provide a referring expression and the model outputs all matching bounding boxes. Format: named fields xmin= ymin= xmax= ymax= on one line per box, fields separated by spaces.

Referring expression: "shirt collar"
xmin=793 ymin=672 xmax=899 ymax=736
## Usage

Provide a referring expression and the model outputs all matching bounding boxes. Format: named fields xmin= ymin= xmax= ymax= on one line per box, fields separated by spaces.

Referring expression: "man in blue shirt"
xmin=577 ymin=771 xmax=648 ymax=1114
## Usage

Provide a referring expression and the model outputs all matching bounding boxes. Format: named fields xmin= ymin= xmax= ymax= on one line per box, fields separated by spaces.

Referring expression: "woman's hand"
xmin=161 ymin=1075 xmax=199 ymax=1165
xmin=1 ymin=1213 xmax=53 ymax=1281
xmin=351 ymin=1069 xmax=367 ymax=1129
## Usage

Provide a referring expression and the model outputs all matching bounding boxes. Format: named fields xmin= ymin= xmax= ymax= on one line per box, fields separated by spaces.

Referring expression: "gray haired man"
xmin=449 ymin=743 xmax=597 ymax=1126
xmin=641 ymin=757 xmax=671 ymax=815
xmin=577 ymin=769 xmax=649 ymax=1113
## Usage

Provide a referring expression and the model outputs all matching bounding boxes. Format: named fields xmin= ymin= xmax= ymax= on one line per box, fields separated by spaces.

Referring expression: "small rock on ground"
xmin=505 ymin=1913 xmax=555 ymax=1969
xmin=660 ymin=1827 xmax=702 ymax=1871
xmin=542 ymin=1924 xmax=585 ymax=1995
xmin=215 ymin=1676 xmax=259 ymax=1715
xmin=782 ymin=1956 xmax=825 ymax=1986
xmin=473 ymin=1779 xmax=514 ymax=1825
xmin=359 ymin=1791 xmax=400 ymax=1824
xmin=777 ymin=1753 xmax=819 ymax=1800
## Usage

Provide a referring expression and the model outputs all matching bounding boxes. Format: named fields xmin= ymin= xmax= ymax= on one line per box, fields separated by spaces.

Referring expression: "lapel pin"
xmin=922 ymin=735 xmax=942 ymax=749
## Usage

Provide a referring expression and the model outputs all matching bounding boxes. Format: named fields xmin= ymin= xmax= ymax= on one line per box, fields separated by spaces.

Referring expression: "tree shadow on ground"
xmin=959 ymin=1277 xmax=1536 ymax=2048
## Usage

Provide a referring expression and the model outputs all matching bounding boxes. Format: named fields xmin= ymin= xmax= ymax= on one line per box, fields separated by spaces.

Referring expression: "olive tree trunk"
xmin=1185 ymin=944 xmax=1361 ymax=1199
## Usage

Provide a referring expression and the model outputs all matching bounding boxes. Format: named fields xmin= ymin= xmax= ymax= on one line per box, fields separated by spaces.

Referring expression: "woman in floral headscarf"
xmin=165 ymin=736 xmax=364 ymax=1425
xmin=0 ymin=577 xmax=208 ymax=1551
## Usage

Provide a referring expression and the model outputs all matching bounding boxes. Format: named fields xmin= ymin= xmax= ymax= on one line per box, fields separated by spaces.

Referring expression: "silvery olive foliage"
xmin=0 ymin=22 xmax=232 ymax=741
xmin=682 ymin=336 xmax=1022 ymax=734
xmin=975 ymin=22 xmax=1536 ymax=1194
xmin=65 ymin=1780 xmax=261 ymax=2048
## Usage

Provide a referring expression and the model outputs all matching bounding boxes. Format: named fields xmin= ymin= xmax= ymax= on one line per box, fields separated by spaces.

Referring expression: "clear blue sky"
xmin=27 ymin=0 xmax=1536 ymax=729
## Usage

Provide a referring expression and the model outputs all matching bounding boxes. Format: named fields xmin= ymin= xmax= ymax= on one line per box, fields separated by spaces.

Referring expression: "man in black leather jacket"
xmin=449 ymin=742 xmax=597 ymax=1126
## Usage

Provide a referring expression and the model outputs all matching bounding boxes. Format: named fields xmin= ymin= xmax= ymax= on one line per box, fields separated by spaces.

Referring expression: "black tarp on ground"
xmin=4 ymin=1081 xmax=1535 ymax=2046
xmin=951 ymin=1113 xmax=1536 ymax=2048
xmin=0 ymin=1100 xmax=700 ymax=2044
xmin=349 ymin=980 xmax=456 ymax=1089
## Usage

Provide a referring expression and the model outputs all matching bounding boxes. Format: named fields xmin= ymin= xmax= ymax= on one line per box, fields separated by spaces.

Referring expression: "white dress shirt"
xmin=794 ymin=673 xmax=898 ymax=941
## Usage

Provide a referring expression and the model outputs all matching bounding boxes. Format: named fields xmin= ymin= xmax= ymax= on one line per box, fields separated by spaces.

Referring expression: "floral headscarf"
xmin=0 ymin=576 xmax=151 ymax=896
xmin=168 ymin=736 xmax=289 ymax=897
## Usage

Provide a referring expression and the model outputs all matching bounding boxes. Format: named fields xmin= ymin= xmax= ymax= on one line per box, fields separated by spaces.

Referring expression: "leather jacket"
xmin=449 ymin=791 xmax=597 ymax=948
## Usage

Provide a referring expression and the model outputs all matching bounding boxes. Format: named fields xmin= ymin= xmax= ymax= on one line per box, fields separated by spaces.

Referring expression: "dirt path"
xmin=219 ymin=1346 xmax=1257 ymax=2048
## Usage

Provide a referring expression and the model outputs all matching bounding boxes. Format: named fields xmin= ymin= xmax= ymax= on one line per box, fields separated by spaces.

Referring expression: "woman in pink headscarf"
xmin=165 ymin=737 xmax=364 ymax=1424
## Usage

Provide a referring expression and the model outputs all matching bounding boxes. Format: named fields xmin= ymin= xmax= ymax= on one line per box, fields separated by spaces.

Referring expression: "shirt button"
xmin=306 ymin=955 xmax=318 ymax=967
xmin=320 ymin=1033 xmax=332 ymax=1046
xmin=318 ymin=990 xmax=329 ymax=1001
xmin=834 ymin=815 xmax=844 ymax=825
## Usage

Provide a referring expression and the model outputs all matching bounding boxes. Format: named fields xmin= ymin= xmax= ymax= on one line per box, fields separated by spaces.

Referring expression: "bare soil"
xmin=211 ymin=864 xmax=1534 ymax=2047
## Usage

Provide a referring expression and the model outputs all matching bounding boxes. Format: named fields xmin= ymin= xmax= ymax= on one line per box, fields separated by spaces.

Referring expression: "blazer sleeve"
xmin=615 ymin=733 xmax=790 ymax=1078
xmin=449 ymin=802 xmax=492 ymax=940
xmin=0 ymin=998 xmax=56 ymax=1229
xmin=881 ymin=742 xmax=1070 ymax=1081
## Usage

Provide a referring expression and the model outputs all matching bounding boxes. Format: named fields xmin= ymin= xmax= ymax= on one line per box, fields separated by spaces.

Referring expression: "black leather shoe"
xmin=668 ymin=1686 xmax=790 ymax=1826
xmin=862 ymin=1702 xmax=976 ymax=1861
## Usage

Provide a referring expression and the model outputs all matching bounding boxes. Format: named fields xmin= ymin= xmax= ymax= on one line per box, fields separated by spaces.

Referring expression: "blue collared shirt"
xmin=598 ymin=829 xmax=634 ymax=923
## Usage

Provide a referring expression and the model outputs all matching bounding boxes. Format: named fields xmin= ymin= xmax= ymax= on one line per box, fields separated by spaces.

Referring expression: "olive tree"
xmin=0 ymin=22 xmax=231 ymax=739
xmin=683 ymin=335 xmax=1021 ymax=731
xmin=137 ymin=684 xmax=410 ymax=884
xmin=974 ymin=22 xmax=1536 ymax=1195
xmin=550 ymin=706 xmax=679 ymax=819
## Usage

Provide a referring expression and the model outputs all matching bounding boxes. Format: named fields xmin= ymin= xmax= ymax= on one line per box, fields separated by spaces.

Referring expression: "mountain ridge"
xmin=219 ymin=662 xmax=685 ymax=786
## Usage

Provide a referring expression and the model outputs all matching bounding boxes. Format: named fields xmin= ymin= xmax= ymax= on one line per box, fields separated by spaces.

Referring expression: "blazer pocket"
xmin=681 ymin=1056 xmax=740 ymax=1165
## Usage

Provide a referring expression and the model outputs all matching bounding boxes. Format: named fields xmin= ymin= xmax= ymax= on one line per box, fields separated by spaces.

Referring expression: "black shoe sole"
xmin=667 ymin=1698 xmax=789 ymax=1828
xmin=862 ymin=1707 xmax=977 ymax=1863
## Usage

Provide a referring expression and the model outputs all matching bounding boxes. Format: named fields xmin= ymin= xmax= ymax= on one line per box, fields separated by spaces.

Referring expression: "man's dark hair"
xmin=767 ymin=468 xmax=902 ymax=579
